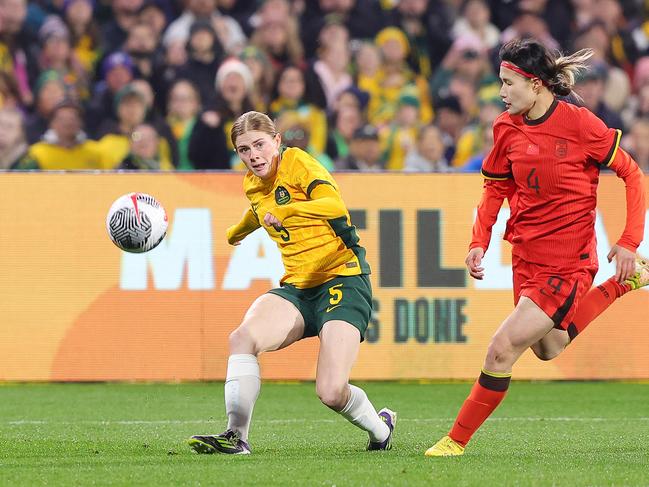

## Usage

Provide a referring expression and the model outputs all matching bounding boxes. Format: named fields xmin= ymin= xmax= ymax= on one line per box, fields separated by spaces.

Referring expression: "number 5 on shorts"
xmin=328 ymin=284 xmax=343 ymax=305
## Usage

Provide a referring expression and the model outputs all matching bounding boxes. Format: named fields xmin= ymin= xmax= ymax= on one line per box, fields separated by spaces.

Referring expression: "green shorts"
xmin=267 ymin=274 xmax=373 ymax=342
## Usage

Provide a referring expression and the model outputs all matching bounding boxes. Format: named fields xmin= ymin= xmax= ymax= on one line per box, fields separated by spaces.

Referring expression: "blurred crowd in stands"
xmin=1 ymin=0 xmax=649 ymax=173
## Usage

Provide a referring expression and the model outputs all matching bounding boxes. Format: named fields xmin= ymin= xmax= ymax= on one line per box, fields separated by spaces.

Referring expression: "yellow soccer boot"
xmin=424 ymin=435 xmax=465 ymax=457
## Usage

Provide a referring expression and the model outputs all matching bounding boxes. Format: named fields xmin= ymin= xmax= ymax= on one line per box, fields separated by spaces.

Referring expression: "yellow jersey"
xmin=227 ymin=147 xmax=370 ymax=288
xmin=26 ymin=140 xmax=106 ymax=170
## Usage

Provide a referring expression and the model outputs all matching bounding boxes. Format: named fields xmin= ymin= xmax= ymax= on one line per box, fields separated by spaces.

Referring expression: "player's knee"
xmin=316 ymin=381 xmax=347 ymax=410
xmin=485 ymin=336 xmax=515 ymax=367
xmin=228 ymin=326 xmax=257 ymax=355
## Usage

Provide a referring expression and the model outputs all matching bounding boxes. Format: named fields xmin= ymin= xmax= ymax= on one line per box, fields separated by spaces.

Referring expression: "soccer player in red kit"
xmin=425 ymin=38 xmax=648 ymax=457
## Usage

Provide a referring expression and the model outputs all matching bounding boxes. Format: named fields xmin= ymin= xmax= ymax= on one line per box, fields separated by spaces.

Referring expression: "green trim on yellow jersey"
xmin=306 ymin=179 xmax=333 ymax=198
xmin=327 ymin=216 xmax=371 ymax=274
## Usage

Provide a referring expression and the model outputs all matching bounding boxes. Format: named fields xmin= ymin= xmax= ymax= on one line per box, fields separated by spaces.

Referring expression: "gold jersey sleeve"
xmin=241 ymin=147 xmax=370 ymax=288
xmin=226 ymin=207 xmax=261 ymax=245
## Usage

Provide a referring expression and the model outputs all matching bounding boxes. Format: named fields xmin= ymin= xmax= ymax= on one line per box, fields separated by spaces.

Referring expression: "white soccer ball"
xmin=106 ymin=192 xmax=168 ymax=253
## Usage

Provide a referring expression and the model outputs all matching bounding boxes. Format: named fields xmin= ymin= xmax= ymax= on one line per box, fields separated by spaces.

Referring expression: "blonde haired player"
xmin=188 ymin=111 xmax=396 ymax=454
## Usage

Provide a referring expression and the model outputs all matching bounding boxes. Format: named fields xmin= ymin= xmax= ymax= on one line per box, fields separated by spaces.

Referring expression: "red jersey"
xmin=472 ymin=99 xmax=645 ymax=267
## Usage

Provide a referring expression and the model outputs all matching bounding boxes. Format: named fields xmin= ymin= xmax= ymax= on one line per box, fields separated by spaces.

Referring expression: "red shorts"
xmin=512 ymin=255 xmax=598 ymax=330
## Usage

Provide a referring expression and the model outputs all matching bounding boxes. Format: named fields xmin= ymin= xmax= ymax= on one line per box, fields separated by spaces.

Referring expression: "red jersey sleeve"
xmin=580 ymin=108 xmax=622 ymax=166
xmin=608 ymin=148 xmax=646 ymax=252
xmin=470 ymin=179 xmax=514 ymax=252
xmin=480 ymin=119 xmax=512 ymax=180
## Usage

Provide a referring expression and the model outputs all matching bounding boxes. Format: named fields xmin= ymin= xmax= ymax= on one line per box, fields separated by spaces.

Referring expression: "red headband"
xmin=500 ymin=61 xmax=545 ymax=84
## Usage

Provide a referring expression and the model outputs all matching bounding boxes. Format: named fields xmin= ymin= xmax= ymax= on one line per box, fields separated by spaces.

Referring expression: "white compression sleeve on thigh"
xmin=224 ymin=354 xmax=260 ymax=441
xmin=338 ymin=384 xmax=389 ymax=443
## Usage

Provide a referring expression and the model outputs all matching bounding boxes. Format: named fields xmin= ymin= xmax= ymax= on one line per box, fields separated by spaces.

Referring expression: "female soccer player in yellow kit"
xmin=188 ymin=111 xmax=396 ymax=455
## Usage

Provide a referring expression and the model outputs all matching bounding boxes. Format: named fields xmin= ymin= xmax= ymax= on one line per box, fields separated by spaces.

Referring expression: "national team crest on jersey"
xmin=555 ymin=139 xmax=568 ymax=158
xmin=275 ymin=186 xmax=291 ymax=205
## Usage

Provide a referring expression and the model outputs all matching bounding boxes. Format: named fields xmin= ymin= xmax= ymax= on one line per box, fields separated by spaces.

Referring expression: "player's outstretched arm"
xmin=269 ymin=184 xmax=346 ymax=223
xmin=470 ymin=179 xmax=513 ymax=253
xmin=226 ymin=207 xmax=261 ymax=246
xmin=608 ymin=148 xmax=646 ymax=268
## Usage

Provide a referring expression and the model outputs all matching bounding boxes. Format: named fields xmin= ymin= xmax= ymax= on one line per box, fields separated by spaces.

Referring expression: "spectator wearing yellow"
xmin=37 ymin=15 xmax=89 ymax=101
xmin=452 ymin=95 xmax=503 ymax=168
xmin=20 ymin=99 xmax=104 ymax=170
xmin=166 ymin=79 xmax=202 ymax=170
xmin=458 ymin=116 xmax=494 ymax=173
xmin=62 ymin=0 xmax=101 ymax=75
xmin=387 ymin=0 xmax=450 ymax=79
xmin=0 ymin=71 xmax=23 ymax=111
xmin=269 ymin=64 xmax=328 ymax=154
xmin=369 ymin=27 xmax=433 ymax=129
xmin=0 ymin=0 xmax=33 ymax=107
xmin=354 ymin=42 xmax=382 ymax=114
xmin=433 ymin=94 xmax=465 ymax=163
xmin=96 ymin=85 xmax=173 ymax=169
xmin=275 ymin=111 xmax=334 ymax=171
xmin=118 ymin=124 xmax=171 ymax=170
xmin=380 ymin=88 xmax=421 ymax=171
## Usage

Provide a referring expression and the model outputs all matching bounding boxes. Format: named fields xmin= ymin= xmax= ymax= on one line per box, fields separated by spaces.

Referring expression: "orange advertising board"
xmin=0 ymin=173 xmax=647 ymax=381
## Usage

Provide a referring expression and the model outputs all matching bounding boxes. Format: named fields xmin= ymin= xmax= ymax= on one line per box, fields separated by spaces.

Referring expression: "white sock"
xmin=338 ymin=384 xmax=389 ymax=442
xmin=224 ymin=354 xmax=260 ymax=441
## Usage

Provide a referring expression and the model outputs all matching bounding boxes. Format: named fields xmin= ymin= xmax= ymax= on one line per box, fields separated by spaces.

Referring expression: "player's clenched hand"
xmin=465 ymin=247 xmax=485 ymax=280
xmin=225 ymin=225 xmax=242 ymax=246
xmin=607 ymin=245 xmax=635 ymax=282
xmin=264 ymin=212 xmax=282 ymax=230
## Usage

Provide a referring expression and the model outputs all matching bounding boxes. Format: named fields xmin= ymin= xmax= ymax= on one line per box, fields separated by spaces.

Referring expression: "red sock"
xmin=566 ymin=278 xmax=630 ymax=340
xmin=449 ymin=370 xmax=511 ymax=447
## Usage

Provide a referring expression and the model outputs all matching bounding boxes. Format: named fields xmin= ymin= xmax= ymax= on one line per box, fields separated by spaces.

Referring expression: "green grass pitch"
xmin=1 ymin=382 xmax=648 ymax=486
